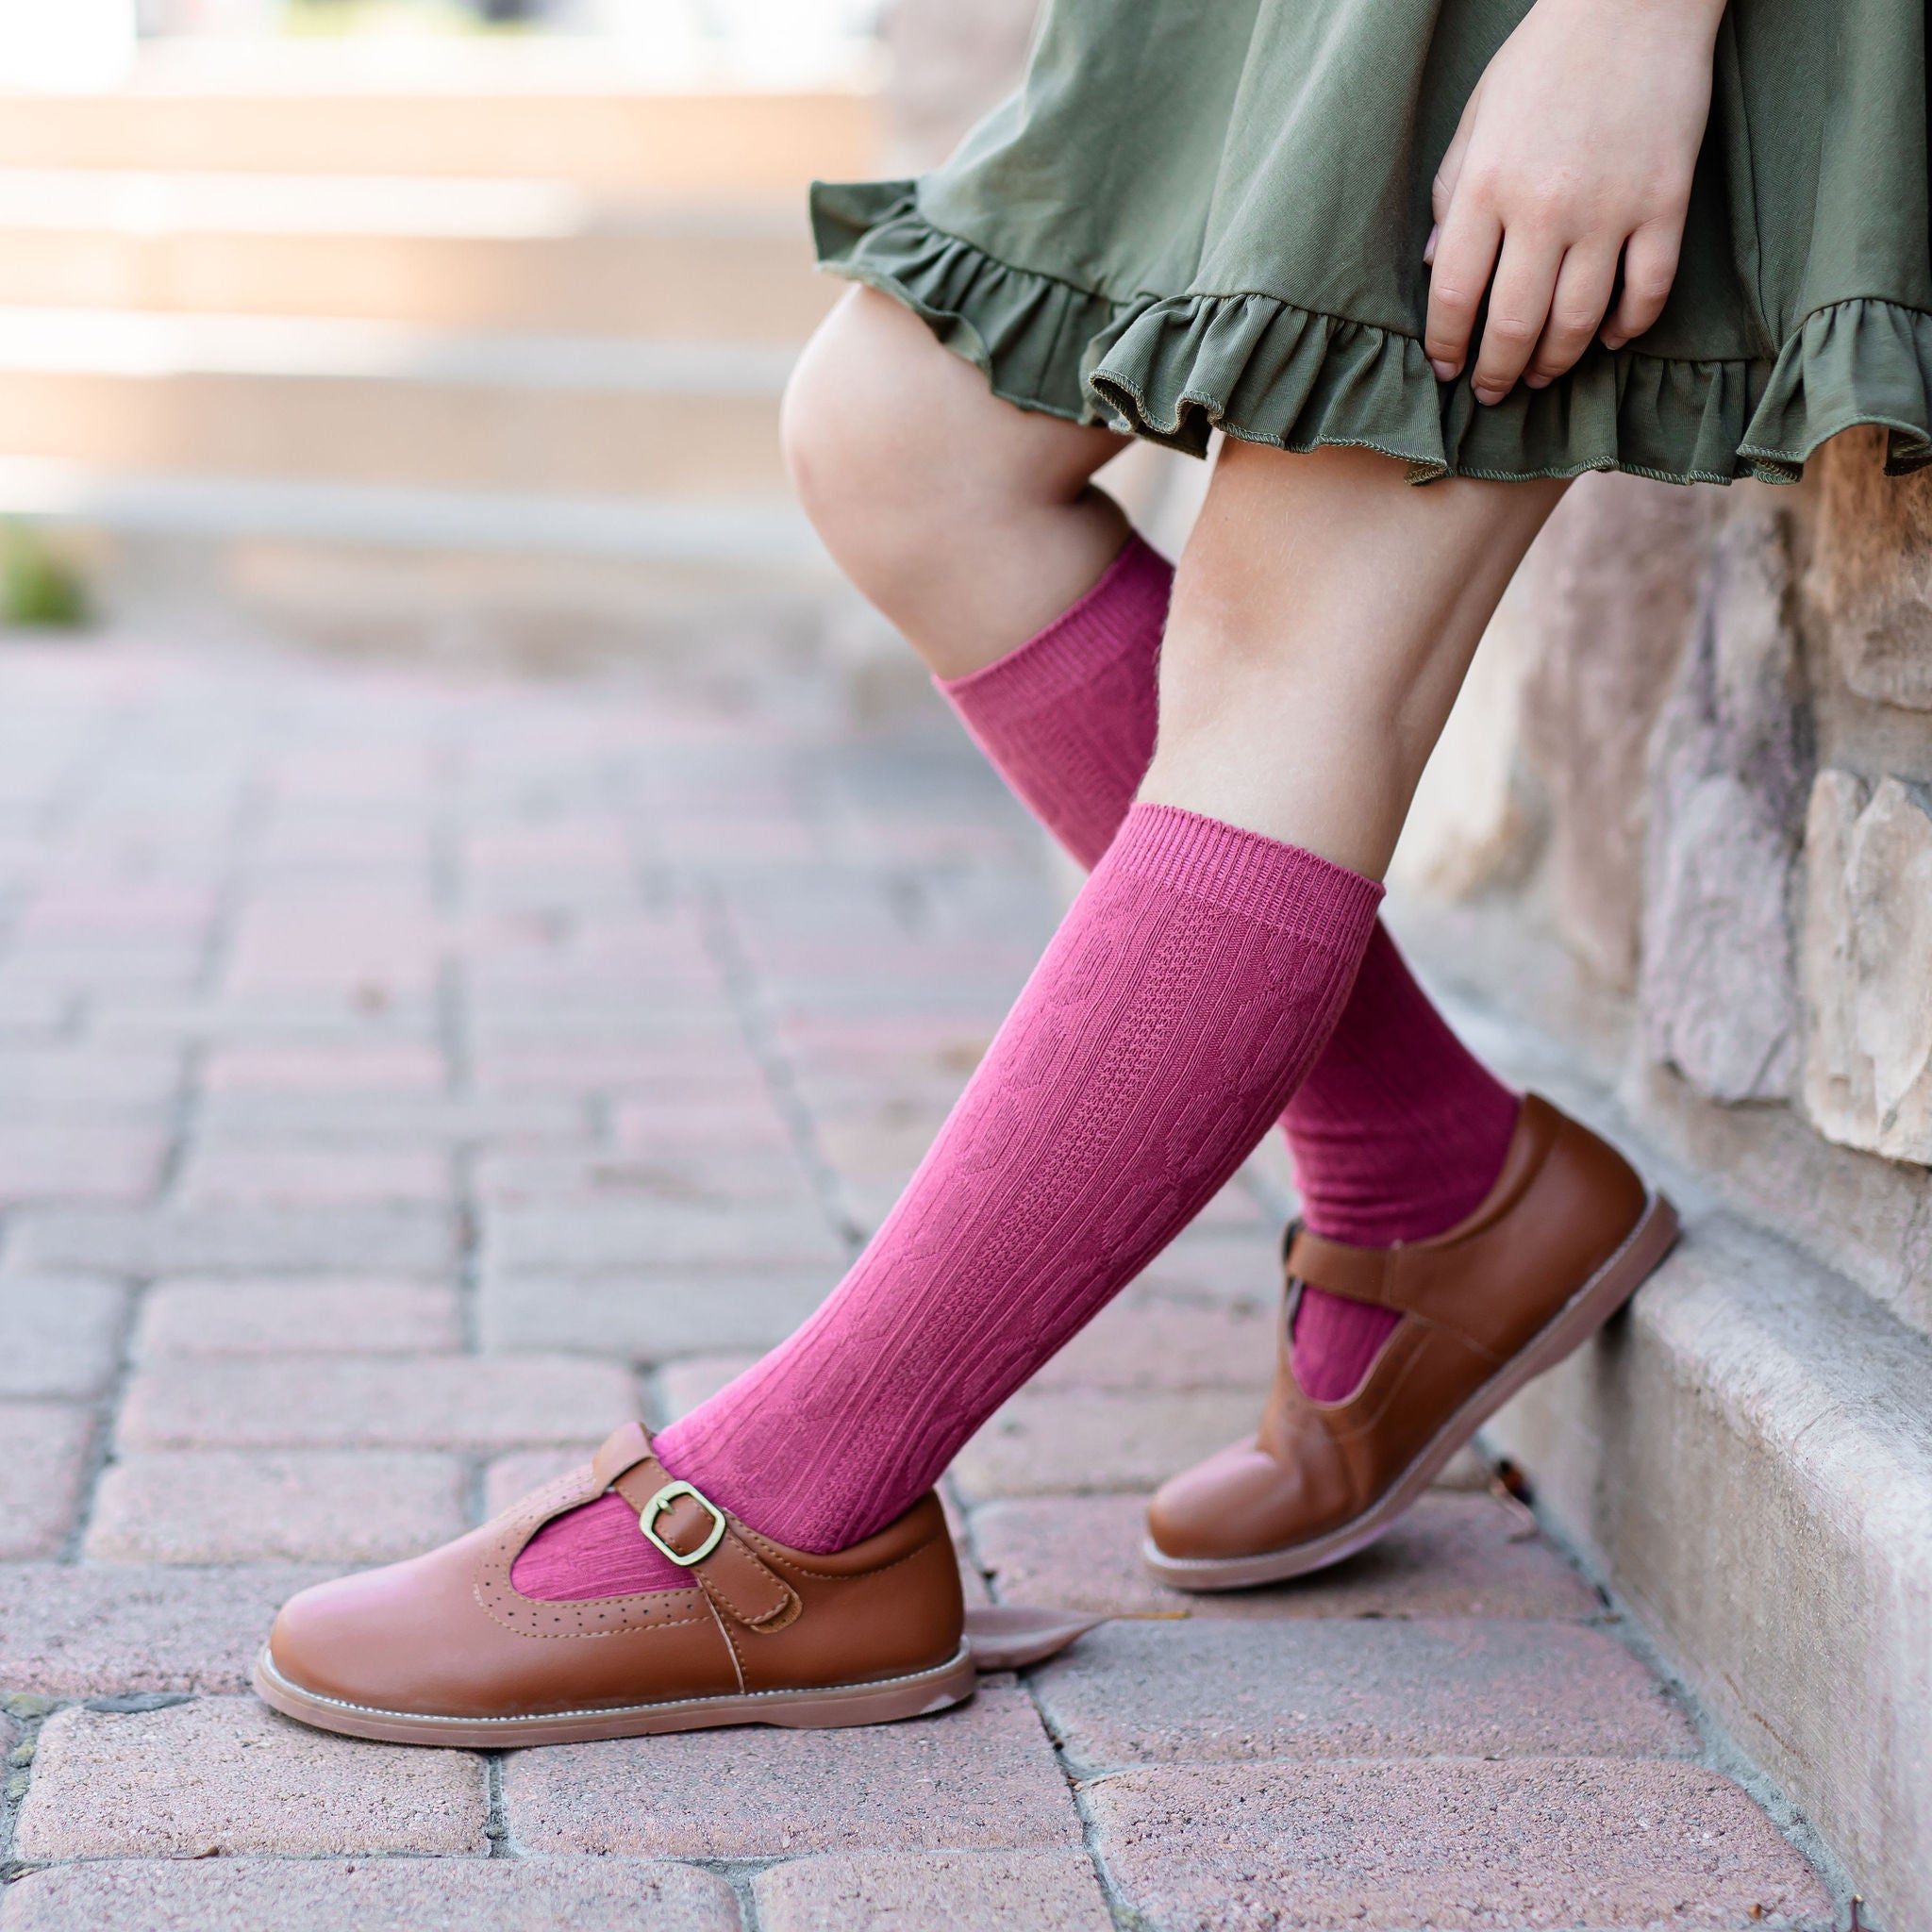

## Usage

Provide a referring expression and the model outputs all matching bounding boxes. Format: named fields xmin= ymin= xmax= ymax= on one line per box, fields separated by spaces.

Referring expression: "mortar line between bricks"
xmin=1505 ymin=1449 xmax=1868 ymax=1926
xmin=482 ymin=1751 xmax=509 ymax=1855
xmin=55 ymin=1270 xmax=148 ymax=1565
xmin=693 ymin=878 xmax=864 ymax=1257
xmin=958 ymin=1481 xmax=1143 ymax=1932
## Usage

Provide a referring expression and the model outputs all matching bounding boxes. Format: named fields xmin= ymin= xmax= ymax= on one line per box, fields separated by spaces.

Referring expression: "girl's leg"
xmin=781 ymin=286 xmax=1131 ymax=678
xmin=516 ymin=437 xmax=1563 ymax=1594
xmin=787 ymin=293 xmax=1521 ymax=1400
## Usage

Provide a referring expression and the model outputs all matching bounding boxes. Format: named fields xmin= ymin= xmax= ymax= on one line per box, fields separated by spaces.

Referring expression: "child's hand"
xmin=1424 ymin=0 xmax=1723 ymax=405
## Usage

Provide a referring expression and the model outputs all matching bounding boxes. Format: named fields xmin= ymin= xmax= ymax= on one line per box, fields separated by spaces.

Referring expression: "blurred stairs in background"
xmin=0 ymin=50 xmax=874 ymax=651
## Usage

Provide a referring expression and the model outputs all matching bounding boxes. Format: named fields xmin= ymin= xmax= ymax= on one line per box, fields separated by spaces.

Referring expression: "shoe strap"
xmin=591 ymin=1423 xmax=802 ymax=1634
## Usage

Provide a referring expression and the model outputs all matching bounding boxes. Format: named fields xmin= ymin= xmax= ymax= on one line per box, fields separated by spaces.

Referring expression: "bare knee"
xmin=781 ymin=288 xmax=1124 ymax=619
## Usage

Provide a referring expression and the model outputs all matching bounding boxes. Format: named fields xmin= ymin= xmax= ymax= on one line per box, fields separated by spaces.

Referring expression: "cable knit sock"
xmin=512 ymin=805 xmax=1382 ymax=1595
xmin=930 ymin=533 xmax=1520 ymax=1401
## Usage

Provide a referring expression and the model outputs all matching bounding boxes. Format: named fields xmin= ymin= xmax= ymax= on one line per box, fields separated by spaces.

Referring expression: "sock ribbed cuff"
xmin=933 ymin=534 xmax=1172 ymax=722
xmin=1105 ymin=803 xmax=1385 ymax=949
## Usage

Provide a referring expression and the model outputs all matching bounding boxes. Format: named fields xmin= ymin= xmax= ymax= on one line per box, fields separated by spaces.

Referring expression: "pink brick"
xmin=0 ymin=1276 xmax=128 ymax=1397
xmin=471 ymin=1042 xmax=770 ymax=1094
xmin=18 ymin=886 xmax=217 ymax=940
xmin=754 ymin=1850 xmax=1112 ymax=1932
xmin=970 ymin=1492 xmax=1597 ymax=1621
xmin=118 ymin=1356 xmax=637 ymax=1451
xmin=1031 ymin=1295 xmax=1278 ymax=1391
xmin=136 ymin=1279 xmax=462 ymax=1357
xmin=85 ymin=1450 xmax=469 ymax=1563
xmin=226 ymin=900 xmax=438 ymax=997
xmin=175 ymin=1145 xmax=452 ymax=1207
xmin=202 ymin=1043 xmax=446 ymax=1094
xmin=0 ymin=1403 xmax=95 ymax=1557
xmin=613 ymin=1097 xmax=798 ymax=1156
xmin=654 ymin=1354 xmax=758 ymax=1422
xmin=1032 ymin=1621 xmax=1695 ymax=1770
xmin=475 ymin=1147 xmax=816 ymax=1211
xmin=1087 ymin=1759 xmax=1834 ymax=1930
xmin=0 ymin=1859 xmax=742 ymax=1932
xmin=504 ymin=1685 xmax=1079 ymax=1857
xmin=0 ymin=1563 xmax=335 ymax=1695
xmin=13 ymin=1696 xmax=487 ymax=1858
xmin=952 ymin=1391 xmax=1244 ymax=1501
xmin=0 ymin=1125 xmax=170 ymax=1204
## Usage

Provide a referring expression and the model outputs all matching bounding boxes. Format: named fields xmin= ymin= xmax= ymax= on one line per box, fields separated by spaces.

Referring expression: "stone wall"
xmin=1402 ymin=434 xmax=1932 ymax=1332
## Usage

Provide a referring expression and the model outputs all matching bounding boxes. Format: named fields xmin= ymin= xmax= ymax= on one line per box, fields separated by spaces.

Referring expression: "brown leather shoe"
xmin=1143 ymin=1094 xmax=1677 ymax=1591
xmin=256 ymin=1422 xmax=984 ymax=1746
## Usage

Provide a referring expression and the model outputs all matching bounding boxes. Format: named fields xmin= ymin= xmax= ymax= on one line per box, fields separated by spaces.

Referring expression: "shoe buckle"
xmin=637 ymin=1479 xmax=728 ymax=1567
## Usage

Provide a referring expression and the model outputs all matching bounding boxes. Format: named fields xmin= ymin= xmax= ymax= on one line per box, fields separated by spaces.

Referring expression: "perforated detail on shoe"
xmin=473 ymin=1465 xmax=710 ymax=1641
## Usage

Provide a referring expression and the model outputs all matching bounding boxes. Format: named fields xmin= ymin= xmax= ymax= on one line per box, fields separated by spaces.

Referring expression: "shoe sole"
xmin=253 ymin=1642 xmax=978 ymax=1747
xmin=1141 ymin=1189 xmax=1680 ymax=1593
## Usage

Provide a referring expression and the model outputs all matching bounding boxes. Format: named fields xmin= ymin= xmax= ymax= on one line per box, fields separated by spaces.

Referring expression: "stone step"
xmin=0 ymin=172 xmax=837 ymax=340
xmin=0 ymin=85 xmax=877 ymax=191
xmin=0 ymin=308 xmax=792 ymax=498
xmin=1389 ymin=899 xmax=1932 ymax=1932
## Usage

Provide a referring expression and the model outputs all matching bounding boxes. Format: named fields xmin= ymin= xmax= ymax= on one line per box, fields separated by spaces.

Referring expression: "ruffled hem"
xmin=810 ymin=180 xmax=1932 ymax=488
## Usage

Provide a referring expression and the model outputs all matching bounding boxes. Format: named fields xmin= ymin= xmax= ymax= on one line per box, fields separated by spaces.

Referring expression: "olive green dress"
xmin=812 ymin=0 xmax=1931 ymax=484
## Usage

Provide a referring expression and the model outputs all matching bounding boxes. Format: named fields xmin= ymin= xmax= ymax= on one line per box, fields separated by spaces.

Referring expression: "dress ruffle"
xmin=811 ymin=181 xmax=1932 ymax=487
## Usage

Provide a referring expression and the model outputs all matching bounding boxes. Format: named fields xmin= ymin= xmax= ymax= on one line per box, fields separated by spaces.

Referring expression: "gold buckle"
xmin=637 ymin=1480 xmax=727 ymax=1567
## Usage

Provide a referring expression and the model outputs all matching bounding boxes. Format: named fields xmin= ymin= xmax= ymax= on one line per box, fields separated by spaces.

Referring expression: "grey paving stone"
xmin=972 ymin=1491 xmax=1599 ymax=1620
xmin=503 ymin=1684 xmax=1080 ymax=1857
xmin=0 ymin=1563 xmax=339 ymax=1694
xmin=754 ymin=1849 xmax=1113 ymax=1932
xmin=0 ymin=1276 xmax=128 ymax=1398
xmin=481 ymin=1201 xmax=846 ymax=1274
xmin=193 ymin=1091 xmax=589 ymax=1145
xmin=952 ymin=1390 xmax=1247 ymax=1499
xmin=481 ymin=1270 xmax=834 ymax=1357
xmin=0 ymin=1859 xmax=742 ymax=1932
xmin=118 ymin=1355 xmax=637 ymax=1451
xmin=135 ymin=1279 xmax=463 ymax=1357
xmin=1086 ymin=1758 xmax=1835 ymax=1931
xmin=5 ymin=1206 xmax=458 ymax=1279
xmin=1033 ymin=1619 xmax=1696 ymax=1771
xmin=13 ymin=1697 xmax=488 ymax=1857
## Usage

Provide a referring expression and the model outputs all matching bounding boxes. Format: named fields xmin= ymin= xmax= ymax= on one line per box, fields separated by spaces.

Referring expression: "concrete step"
xmin=0 ymin=457 xmax=824 ymax=566
xmin=0 ymin=172 xmax=838 ymax=339
xmin=1389 ymin=894 xmax=1932 ymax=1932
xmin=0 ymin=308 xmax=793 ymax=497
xmin=0 ymin=84 xmax=877 ymax=191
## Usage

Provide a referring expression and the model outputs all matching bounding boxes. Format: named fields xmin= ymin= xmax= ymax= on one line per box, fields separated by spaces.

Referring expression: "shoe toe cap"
xmin=266 ymin=1539 xmax=490 ymax=1718
xmin=1148 ymin=1437 xmax=1351 ymax=1561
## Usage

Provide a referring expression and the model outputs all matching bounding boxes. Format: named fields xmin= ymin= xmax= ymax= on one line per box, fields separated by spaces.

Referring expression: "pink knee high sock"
xmin=513 ymin=805 xmax=1382 ymax=1595
xmin=938 ymin=535 xmax=1520 ymax=1400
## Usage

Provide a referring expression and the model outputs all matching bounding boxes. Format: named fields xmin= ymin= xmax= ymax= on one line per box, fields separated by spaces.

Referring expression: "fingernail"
xmin=1429 ymin=358 xmax=1457 ymax=381
xmin=1601 ymin=333 xmax=1625 ymax=351
xmin=1524 ymin=374 xmax=1551 ymax=390
xmin=1423 ymin=225 xmax=1438 ymax=264
xmin=1473 ymin=386 xmax=1501 ymax=406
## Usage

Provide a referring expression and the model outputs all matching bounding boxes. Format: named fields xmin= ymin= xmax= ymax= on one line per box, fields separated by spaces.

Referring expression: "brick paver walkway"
xmin=0 ymin=628 xmax=1834 ymax=1929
